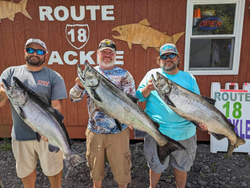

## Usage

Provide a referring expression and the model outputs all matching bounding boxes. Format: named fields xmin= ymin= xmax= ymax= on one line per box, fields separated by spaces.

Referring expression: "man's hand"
xmin=146 ymin=79 xmax=155 ymax=91
xmin=141 ymin=79 xmax=155 ymax=98
xmin=198 ymin=123 xmax=210 ymax=134
xmin=128 ymin=125 xmax=134 ymax=130
xmin=41 ymin=136 xmax=48 ymax=142
xmin=75 ymin=77 xmax=84 ymax=89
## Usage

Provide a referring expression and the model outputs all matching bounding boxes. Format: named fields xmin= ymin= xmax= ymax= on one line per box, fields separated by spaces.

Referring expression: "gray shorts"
xmin=144 ymin=134 xmax=197 ymax=174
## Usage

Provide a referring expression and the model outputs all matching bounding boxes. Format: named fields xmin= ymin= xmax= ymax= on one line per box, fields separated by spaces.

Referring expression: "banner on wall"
xmin=210 ymin=82 xmax=250 ymax=155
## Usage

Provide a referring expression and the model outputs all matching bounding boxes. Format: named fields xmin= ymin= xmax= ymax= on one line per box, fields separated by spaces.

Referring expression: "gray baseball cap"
xmin=159 ymin=43 xmax=178 ymax=56
xmin=25 ymin=38 xmax=48 ymax=52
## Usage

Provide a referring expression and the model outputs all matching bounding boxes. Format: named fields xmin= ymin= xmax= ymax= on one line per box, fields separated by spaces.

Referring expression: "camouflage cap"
xmin=159 ymin=43 xmax=178 ymax=56
xmin=98 ymin=39 xmax=116 ymax=52
xmin=25 ymin=38 xmax=48 ymax=52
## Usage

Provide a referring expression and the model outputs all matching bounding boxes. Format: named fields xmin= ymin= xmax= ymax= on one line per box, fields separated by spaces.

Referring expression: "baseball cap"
xmin=25 ymin=38 xmax=48 ymax=53
xmin=159 ymin=43 xmax=178 ymax=56
xmin=98 ymin=39 xmax=116 ymax=52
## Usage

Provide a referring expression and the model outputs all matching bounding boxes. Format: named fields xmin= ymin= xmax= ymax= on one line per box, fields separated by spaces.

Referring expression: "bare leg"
xmin=174 ymin=168 xmax=187 ymax=188
xmin=118 ymin=183 xmax=127 ymax=188
xmin=48 ymin=170 xmax=63 ymax=188
xmin=93 ymin=180 xmax=102 ymax=188
xmin=149 ymin=169 xmax=161 ymax=188
xmin=21 ymin=170 xmax=36 ymax=188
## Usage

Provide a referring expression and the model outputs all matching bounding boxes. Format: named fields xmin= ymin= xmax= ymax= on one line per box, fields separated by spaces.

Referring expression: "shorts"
xmin=12 ymin=139 xmax=63 ymax=178
xmin=85 ymin=127 xmax=131 ymax=185
xmin=144 ymin=134 xmax=197 ymax=174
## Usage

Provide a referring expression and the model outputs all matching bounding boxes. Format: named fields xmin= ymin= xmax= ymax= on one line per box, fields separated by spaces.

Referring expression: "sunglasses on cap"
xmin=160 ymin=53 xmax=176 ymax=60
xmin=98 ymin=43 xmax=116 ymax=51
xmin=26 ymin=48 xmax=46 ymax=55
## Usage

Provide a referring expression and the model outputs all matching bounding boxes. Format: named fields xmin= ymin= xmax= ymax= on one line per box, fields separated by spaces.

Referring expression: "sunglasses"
xmin=160 ymin=53 xmax=176 ymax=60
xmin=98 ymin=43 xmax=116 ymax=51
xmin=26 ymin=48 xmax=46 ymax=55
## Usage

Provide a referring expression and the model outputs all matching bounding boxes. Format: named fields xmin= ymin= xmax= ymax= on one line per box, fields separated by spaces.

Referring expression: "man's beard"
xmin=25 ymin=55 xmax=45 ymax=67
xmin=162 ymin=59 xmax=179 ymax=72
xmin=98 ymin=57 xmax=116 ymax=69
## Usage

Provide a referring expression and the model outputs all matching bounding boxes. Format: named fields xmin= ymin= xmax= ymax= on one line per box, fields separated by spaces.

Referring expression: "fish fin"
xmin=36 ymin=133 xmax=41 ymax=142
xmin=163 ymin=32 xmax=168 ymax=34
xmin=155 ymin=47 xmax=160 ymax=52
xmin=164 ymin=95 xmax=176 ymax=107
xmin=139 ymin=18 xmax=150 ymax=26
xmin=55 ymin=109 xmax=65 ymax=122
xmin=227 ymin=135 xmax=245 ymax=158
xmin=126 ymin=93 xmax=139 ymax=104
xmin=91 ymin=89 xmax=102 ymax=102
xmin=172 ymin=32 xmax=185 ymax=44
xmin=63 ymin=151 xmax=84 ymax=178
xmin=127 ymin=41 xmax=132 ymax=49
xmin=114 ymin=119 xmax=122 ymax=131
xmin=202 ymin=95 xmax=216 ymax=105
xmin=48 ymin=144 xmax=60 ymax=153
xmin=157 ymin=135 xmax=186 ymax=164
xmin=141 ymin=44 xmax=148 ymax=50
xmin=8 ymin=15 xmax=15 ymax=21
xmin=210 ymin=132 xmax=226 ymax=140
xmin=153 ymin=121 xmax=160 ymax=129
xmin=18 ymin=107 xmax=26 ymax=119
xmin=20 ymin=0 xmax=32 ymax=19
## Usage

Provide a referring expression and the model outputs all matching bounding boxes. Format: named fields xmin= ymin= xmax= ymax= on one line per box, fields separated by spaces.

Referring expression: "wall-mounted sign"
xmin=0 ymin=0 xmax=32 ymax=23
xmin=112 ymin=18 xmax=185 ymax=52
xmin=210 ymin=82 xmax=250 ymax=155
xmin=197 ymin=16 xmax=223 ymax=30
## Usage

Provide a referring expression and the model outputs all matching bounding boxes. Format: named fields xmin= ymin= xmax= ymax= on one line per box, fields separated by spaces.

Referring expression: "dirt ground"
xmin=0 ymin=139 xmax=250 ymax=188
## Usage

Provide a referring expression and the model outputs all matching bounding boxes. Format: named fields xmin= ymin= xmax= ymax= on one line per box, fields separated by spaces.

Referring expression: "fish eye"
xmin=119 ymin=28 xmax=122 ymax=30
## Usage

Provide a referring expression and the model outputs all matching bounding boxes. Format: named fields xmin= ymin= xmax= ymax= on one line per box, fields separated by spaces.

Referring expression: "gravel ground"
xmin=0 ymin=138 xmax=250 ymax=188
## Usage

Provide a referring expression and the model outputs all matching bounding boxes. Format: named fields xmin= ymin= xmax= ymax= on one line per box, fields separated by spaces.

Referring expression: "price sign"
xmin=210 ymin=82 xmax=250 ymax=154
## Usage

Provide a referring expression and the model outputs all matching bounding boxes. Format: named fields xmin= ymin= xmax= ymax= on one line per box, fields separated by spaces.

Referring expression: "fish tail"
xmin=63 ymin=151 xmax=84 ymax=178
xmin=227 ymin=136 xmax=246 ymax=158
xmin=172 ymin=32 xmax=185 ymax=44
xmin=20 ymin=0 xmax=32 ymax=19
xmin=157 ymin=136 xmax=186 ymax=165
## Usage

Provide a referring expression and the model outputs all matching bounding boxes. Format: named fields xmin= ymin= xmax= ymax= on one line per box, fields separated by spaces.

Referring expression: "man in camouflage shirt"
xmin=69 ymin=39 xmax=135 ymax=188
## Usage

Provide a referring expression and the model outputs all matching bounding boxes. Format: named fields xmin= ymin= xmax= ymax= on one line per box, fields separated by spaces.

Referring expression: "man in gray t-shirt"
xmin=0 ymin=38 xmax=67 ymax=188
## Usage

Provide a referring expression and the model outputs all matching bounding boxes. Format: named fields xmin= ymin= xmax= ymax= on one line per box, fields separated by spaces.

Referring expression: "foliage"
xmin=0 ymin=137 xmax=11 ymax=151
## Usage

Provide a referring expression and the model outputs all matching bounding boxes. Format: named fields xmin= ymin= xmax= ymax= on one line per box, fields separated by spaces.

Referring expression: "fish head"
xmin=77 ymin=63 xmax=99 ymax=87
xmin=112 ymin=25 xmax=128 ymax=41
xmin=151 ymin=72 xmax=172 ymax=94
xmin=2 ymin=77 xmax=28 ymax=107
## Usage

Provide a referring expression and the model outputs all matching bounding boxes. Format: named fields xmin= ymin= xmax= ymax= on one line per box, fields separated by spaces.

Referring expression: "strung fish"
xmin=151 ymin=72 xmax=246 ymax=157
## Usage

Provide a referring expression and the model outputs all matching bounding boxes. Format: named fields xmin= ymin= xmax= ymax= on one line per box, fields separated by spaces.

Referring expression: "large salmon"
xmin=2 ymin=77 xmax=84 ymax=178
xmin=151 ymin=72 xmax=246 ymax=157
xmin=77 ymin=62 xmax=185 ymax=164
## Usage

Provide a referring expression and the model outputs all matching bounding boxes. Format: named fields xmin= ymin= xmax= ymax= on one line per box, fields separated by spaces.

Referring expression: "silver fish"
xmin=151 ymin=72 xmax=246 ymax=157
xmin=0 ymin=0 xmax=32 ymax=23
xmin=77 ymin=62 xmax=185 ymax=164
xmin=2 ymin=77 xmax=84 ymax=178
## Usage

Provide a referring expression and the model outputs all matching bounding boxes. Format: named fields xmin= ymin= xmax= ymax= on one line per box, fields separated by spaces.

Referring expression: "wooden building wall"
xmin=0 ymin=0 xmax=250 ymax=141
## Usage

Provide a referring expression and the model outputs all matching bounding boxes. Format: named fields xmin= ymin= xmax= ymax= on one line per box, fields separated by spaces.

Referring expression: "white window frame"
xmin=184 ymin=0 xmax=245 ymax=75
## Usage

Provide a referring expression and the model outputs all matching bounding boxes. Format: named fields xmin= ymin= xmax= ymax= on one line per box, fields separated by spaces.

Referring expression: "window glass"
xmin=193 ymin=4 xmax=236 ymax=35
xmin=189 ymin=39 xmax=234 ymax=69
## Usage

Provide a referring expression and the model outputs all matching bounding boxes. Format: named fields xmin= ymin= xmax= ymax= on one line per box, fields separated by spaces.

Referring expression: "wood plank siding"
xmin=0 ymin=0 xmax=250 ymax=141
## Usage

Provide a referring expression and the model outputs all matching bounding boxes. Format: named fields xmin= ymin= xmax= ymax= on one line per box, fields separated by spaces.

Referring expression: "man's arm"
xmin=0 ymin=83 xmax=8 ymax=107
xmin=51 ymin=99 xmax=63 ymax=113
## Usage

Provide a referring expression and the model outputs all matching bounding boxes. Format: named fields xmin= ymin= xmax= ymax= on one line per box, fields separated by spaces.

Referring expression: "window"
xmin=184 ymin=0 xmax=245 ymax=75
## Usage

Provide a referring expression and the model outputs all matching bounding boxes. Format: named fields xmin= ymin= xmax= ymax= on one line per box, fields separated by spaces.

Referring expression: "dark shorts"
xmin=144 ymin=134 xmax=197 ymax=174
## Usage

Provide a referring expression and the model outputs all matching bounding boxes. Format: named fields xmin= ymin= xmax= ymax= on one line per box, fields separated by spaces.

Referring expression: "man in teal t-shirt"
xmin=136 ymin=43 xmax=205 ymax=188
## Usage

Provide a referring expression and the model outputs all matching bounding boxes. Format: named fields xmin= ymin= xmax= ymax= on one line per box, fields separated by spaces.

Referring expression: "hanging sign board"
xmin=210 ymin=82 xmax=250 ymax=155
